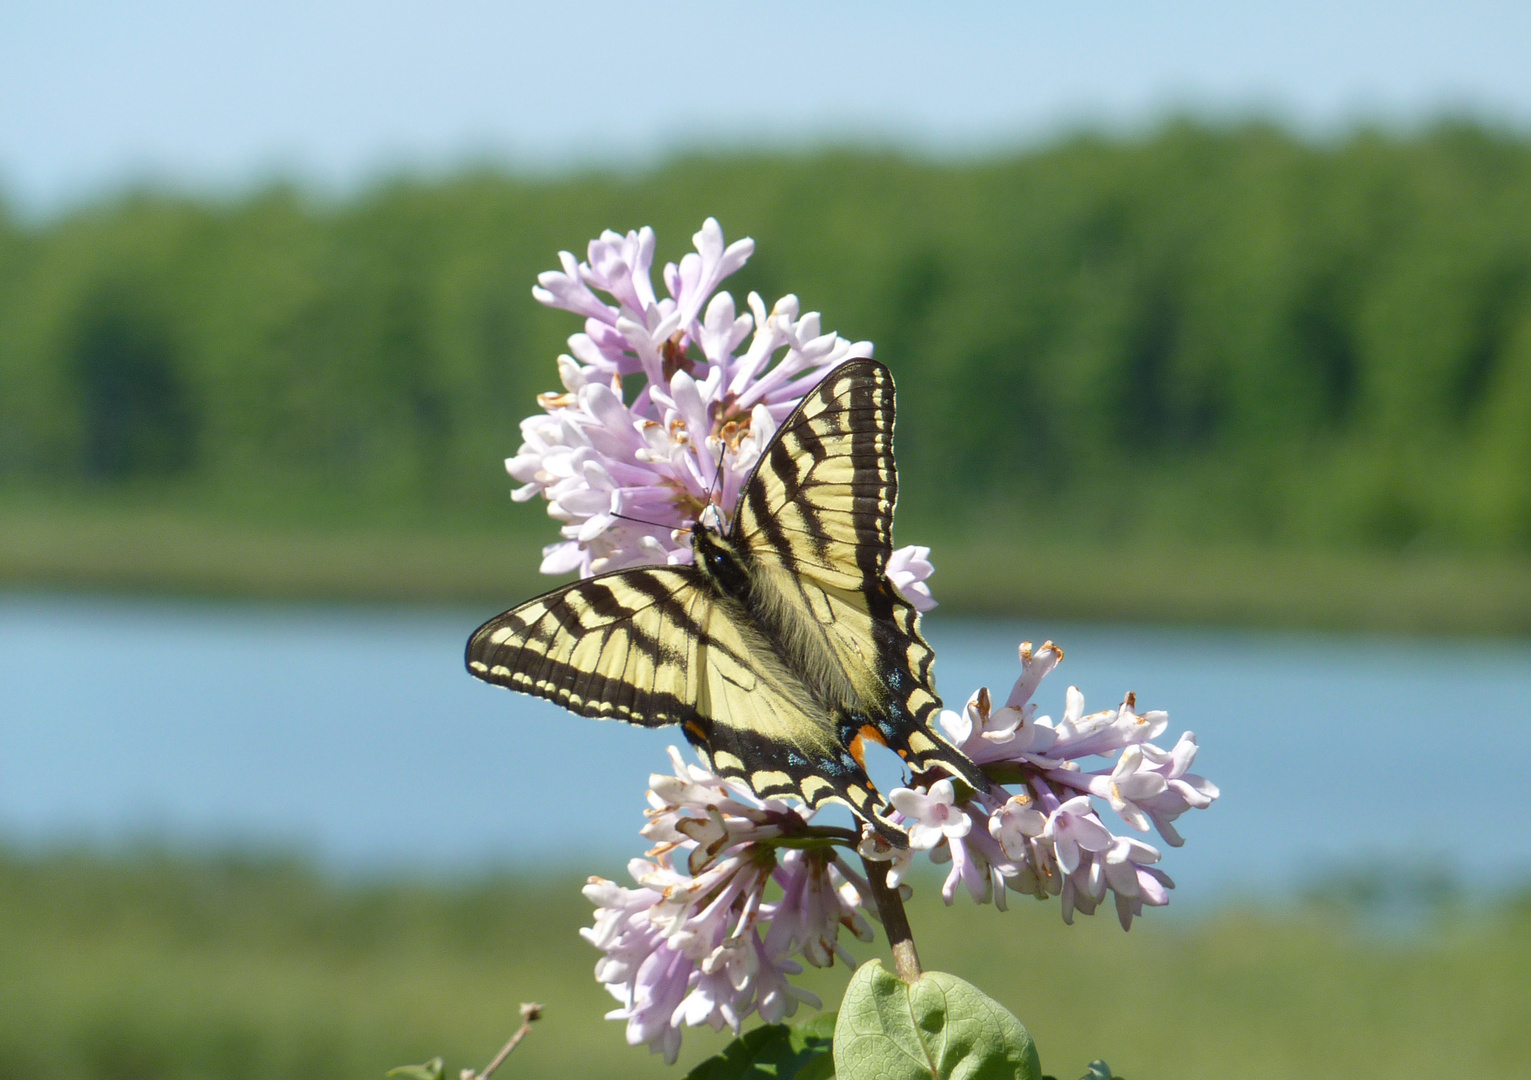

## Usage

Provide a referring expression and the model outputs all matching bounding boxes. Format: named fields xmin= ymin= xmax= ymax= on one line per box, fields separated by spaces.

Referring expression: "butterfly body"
xmin=467 ymin=360 xmax=988 ymax=843
xmin=691 ymin=521 xmax=877 ymax=716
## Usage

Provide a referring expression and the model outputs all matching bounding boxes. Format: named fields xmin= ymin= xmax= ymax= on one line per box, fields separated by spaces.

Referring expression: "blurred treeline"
xmin=3 ymin=120 xmax=1531 ymax=549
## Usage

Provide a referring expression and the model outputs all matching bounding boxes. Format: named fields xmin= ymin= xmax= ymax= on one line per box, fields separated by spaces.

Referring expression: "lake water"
xmin=3 ymin=591 xmax=1530 ymax=904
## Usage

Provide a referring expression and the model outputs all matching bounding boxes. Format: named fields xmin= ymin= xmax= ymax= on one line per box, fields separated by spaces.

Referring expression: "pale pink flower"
xmin=889 ymin=779 xmax=972 ymax=851
xmin=904 ymin=640 xmax=1217 ymax=928
xmin=989 ymin=793 xmax=1047 ymax=860
xmin=583 ymin=747 xmax=872 ymax=1062
xmin=510 ymin=218 xmax=933 ymax=589
xmin=885 ymin=545 xmax=937 ymax=611
xmin=857 ymin=828 xmax=916 ymax=888
xmin=926 ymin=796 xmax=1017 ymax=908
xmin=1044 ymin=795 xmax=1115 ymax=874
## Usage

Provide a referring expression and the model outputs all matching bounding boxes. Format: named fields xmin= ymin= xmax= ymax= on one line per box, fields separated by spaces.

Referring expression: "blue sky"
xmin=3 ymin=0 xmax=1529 ymax=214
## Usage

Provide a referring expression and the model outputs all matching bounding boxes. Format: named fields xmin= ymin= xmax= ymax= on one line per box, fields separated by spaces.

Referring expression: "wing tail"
xmin=884 ymin=718 xmax=995 ymax=798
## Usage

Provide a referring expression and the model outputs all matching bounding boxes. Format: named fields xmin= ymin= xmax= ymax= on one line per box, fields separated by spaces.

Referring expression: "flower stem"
xmin=859 ymin=854 xmax=922 ymax=983
xmin=469 ymin=1003 xmax=543 ymax=1080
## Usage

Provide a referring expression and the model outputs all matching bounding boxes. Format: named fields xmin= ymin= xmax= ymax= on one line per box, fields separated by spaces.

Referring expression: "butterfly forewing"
xmin=733 ymin=359 xmax=896 ymax=590
xmin=466 ymin=567 xmax=705 ymax=728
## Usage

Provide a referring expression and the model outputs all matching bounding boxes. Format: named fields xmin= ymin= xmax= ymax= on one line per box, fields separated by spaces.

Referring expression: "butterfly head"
xmin=691 ymin=519 xmax=751 ymax=601
xmin=695 ymin=501 xmax=726 ymax=532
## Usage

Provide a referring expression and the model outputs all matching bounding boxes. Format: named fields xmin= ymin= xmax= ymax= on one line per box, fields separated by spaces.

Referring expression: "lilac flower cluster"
xmin=506 ymin=217 xmax=933 ymax=607
xmin=585 ymin=637 xmax=1217 ymax=1061
xmin=869 ymin=641 xmax=1220 ymax=930
xmin=584 ymin=749 xmax=874 ymax=1063
xmin=502 ymin=222 xmax=1218 ymax=1060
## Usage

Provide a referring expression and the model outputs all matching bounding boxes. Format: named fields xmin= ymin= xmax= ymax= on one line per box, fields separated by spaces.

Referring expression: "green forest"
xmin=4 ymin=120 xmax=1531 ymax=623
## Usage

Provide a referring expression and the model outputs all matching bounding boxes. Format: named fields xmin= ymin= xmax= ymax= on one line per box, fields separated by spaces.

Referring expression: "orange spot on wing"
xmin=849 ymin=724 xmax=888 ymax=772
xmin=684 ymin=721 xmax=707 ymax=743
xmin=847 ymin=734 xmax=868 ymax=772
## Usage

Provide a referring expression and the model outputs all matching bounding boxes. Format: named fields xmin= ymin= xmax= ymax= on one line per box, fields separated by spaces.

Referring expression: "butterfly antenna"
xmin=612 ymin=511 xmax=673 ymax=531
xmin=708 ymin=438 xmax=728 ymax=507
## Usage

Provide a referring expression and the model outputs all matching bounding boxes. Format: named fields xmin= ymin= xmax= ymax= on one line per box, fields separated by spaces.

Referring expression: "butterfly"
xmin=465 ymin=358 xmax=989 ymax=843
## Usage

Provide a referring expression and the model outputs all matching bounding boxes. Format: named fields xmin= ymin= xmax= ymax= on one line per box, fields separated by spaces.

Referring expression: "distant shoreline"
xmin=4 ymin=503 xmax=1527 ymax=636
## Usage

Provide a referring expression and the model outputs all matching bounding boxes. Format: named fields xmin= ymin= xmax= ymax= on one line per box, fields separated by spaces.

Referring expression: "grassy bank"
xmin=4 ymin=501 xmax=1531 ymax=634
xmin=1 ymin=847 xmax=1527 ymax=1080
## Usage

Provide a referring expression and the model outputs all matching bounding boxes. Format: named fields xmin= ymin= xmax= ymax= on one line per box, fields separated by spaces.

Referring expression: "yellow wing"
xmin=465 ymin=563 xmax=888 ymax=821
xmin=732 ymin=358 xmax=986 ymax=791
xmin=466 ymin=567 xmax=705 ymax=727
xmin=734 ymin=358 xmax=896 ymax=592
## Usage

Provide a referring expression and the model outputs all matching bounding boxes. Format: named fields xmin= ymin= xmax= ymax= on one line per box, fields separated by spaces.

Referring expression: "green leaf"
xmin=683 ymin=1014 xmax=837 ymax=1080
xmin=833 ymin=960 xmax=1041 ymax=1080
xmin=386 ymin=1058 xmax=445 ymax=1080
xmin=795 ymin=1053 xmax=837 ymax=1080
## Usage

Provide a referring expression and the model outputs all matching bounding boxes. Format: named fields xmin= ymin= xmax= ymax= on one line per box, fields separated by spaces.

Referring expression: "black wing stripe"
xmin=580 ymin=581 xmax=628 ymax=620
xmin=733 ymin=359 xmax=897 ymax=581
xmin=466 ymin=566 xmax=709 ymax=730
xmin=849 ymin=370 xmax=893 ymax=578
xmin=626 ymin=573 xmax=713 ymax=646
xmin=766 ymin=436 xmax=803 ymax=491
xmin=514 ymin=651 xmax=700 ymax=724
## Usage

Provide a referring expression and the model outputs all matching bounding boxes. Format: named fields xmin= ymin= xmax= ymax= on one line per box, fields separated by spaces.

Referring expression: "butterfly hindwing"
xmin=687 ymin=604 xmax=880 ymax=816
